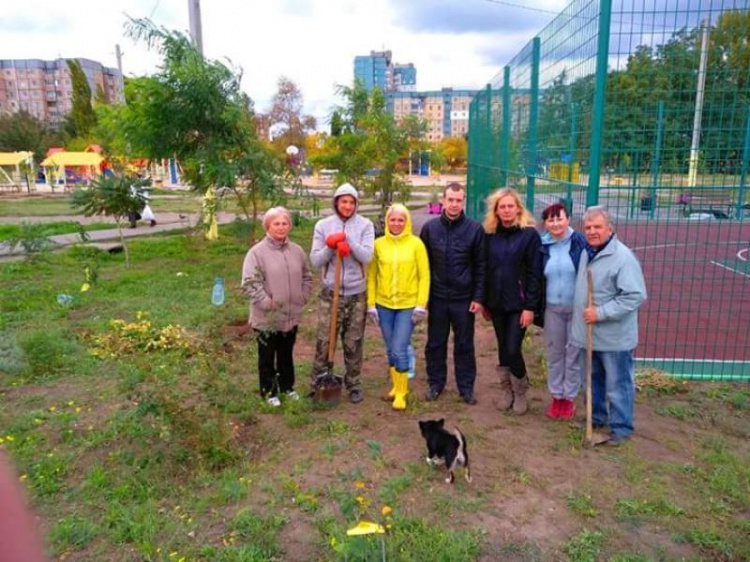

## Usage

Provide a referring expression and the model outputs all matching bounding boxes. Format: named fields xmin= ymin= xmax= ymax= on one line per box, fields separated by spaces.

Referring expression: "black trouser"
xmin=490 ymin=311 xmax=527 ymax=379
xmin=256 ymin=327 xmax=298 ymax=397
xmin=425 ymin=297 xmax=477 ymax=397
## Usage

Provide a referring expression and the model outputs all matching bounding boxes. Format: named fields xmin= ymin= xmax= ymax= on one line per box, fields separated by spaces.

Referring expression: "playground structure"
xmin=0 ymin=151 xmax=34 ymax=192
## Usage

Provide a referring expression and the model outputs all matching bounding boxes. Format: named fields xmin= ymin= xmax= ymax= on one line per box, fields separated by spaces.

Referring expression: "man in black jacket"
xmin=420 ymin=183 xmax=486 ymax=404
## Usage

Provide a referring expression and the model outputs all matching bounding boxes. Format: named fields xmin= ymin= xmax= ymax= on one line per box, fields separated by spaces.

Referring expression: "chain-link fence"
xmin=468 ymin=0 xmax=750 ymax=380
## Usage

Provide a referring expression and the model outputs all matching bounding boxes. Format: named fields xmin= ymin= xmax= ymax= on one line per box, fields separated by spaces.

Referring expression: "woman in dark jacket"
xmin=483 ymin=188 xmax=542 ymax=415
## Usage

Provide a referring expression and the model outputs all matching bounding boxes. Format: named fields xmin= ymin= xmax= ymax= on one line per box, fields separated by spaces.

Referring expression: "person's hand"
xmin=412 ymin=307 xmax=427 ymax=325
xmin=481 ymin=308 xmax=492 ymax=322
xmin=583 ymin=306 xmax=598 ymax=324
xmin=520 ymin=310 xmax=534 ymax=329
xmin=336 ymin=241 xmax=351 ymax=257
xmin=325 ymin=232 xmax=346 ymax=249
xmin=367 ymin=307 xmax=379 ymax=324
xmin=469 ymin=301 xmax=483 ymax=314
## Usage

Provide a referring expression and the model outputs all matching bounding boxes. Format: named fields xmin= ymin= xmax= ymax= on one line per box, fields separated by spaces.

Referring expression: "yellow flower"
xmin=355 ymin=481 xmax=366 ymax=489
xmin=381 ymin=506 xmax=392 ymax=516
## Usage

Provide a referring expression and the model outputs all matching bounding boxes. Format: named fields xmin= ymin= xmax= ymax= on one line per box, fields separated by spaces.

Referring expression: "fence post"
xmin=485 ymin=83 xmax=493 ymax=194
xmin=500 ymin=66 xmax=511 ymax=188
xmin=650 ymin=101 xmax=665 ymax=219
xmin=527 ymin=37 xmax=541 ymax=212
xmin=736 ymin=106 xmax=750 ymax=222
xmin=467 ymin=96 xmax=478 ymax=219
xmin=587 ymin=0 xmax=613 ymax=208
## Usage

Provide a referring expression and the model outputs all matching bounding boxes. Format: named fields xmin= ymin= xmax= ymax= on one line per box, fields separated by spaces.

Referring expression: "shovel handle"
xmin=585 ymin=269 xmax=594 ymax=443
xmin=327 ymin=251 xmax=343 ymax=363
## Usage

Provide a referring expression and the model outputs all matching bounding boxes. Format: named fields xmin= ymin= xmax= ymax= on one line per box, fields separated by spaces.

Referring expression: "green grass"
xmin=0 ymin=221 xmax=115 ymax=241
xmin=2 ymin=218 xmax=749 ymax=561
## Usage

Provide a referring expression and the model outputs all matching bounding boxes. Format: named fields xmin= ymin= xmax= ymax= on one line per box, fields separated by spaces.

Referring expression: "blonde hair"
xmin=483 ymin=188 xmax=536 ymax=232
xmin=263 ymin=206 xmax=293 ymax=231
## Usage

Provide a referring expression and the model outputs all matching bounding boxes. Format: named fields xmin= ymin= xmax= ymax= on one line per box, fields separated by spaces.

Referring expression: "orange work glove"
xmin=325 ymin=232 xmax=346 ymax=249
xmin=336 ymin=241 xmax=351 ymax=257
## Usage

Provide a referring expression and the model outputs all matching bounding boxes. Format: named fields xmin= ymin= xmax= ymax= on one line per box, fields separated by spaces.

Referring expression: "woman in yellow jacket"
xmin=367 ymin=204 xmax=430 ymax=410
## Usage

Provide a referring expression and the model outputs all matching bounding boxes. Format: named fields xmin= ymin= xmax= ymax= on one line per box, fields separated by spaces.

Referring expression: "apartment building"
xmin=0 ymin=58 xmax=123 ymax=125
xmin=387 ymin=88 xmax=477 ymax=142
xmin=354 ymin=50 xmax=418 ymax=94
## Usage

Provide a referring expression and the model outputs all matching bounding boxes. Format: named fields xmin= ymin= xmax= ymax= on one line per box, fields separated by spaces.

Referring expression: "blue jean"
xmin=377 ymin=306 xmax=415 ymax=372
xmin=591 ymin=349 xmax=635 ymax=439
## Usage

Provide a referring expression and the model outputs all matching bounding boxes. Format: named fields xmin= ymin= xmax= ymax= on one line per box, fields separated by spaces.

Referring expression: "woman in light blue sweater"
xmin=539 ymin=203 xmax=586 ymax=420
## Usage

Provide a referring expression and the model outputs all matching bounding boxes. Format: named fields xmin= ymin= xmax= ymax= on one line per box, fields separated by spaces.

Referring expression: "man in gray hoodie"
xmin=310 ymin=183 xmax=375 ymax=403
xmin=571 ymin=206 xmax=647 ymax=446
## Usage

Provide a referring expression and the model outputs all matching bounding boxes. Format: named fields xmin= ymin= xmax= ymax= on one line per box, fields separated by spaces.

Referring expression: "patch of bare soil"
xmin=227 ymin=312 xmax=749 ymax=561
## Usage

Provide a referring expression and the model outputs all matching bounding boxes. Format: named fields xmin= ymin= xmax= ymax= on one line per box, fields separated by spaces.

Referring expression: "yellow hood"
xmin=384 ymin=204 xmax=412 ymax=238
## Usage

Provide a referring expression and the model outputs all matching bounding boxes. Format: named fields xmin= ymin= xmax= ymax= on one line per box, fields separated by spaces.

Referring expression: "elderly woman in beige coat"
xmin=242 ymin=207 xmax=313 ymax=407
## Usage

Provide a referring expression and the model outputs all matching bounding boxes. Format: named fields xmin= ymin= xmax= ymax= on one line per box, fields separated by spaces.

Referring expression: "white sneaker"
xmin=266 ymin=396 xmax=281 ymax=407
xmin=286 ymin=390 xmax=300 ymax=401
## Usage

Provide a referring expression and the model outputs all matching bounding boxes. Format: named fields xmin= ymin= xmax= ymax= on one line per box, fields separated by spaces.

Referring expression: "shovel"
xmin=313 ymin=251 xmax=344 ymax=404
xmin=584 ymin=269 xmax=610 ymax=447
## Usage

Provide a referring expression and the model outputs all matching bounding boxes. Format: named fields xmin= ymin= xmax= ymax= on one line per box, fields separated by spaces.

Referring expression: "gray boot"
xmin=496 ymin=366 xmax=513 ymax=411
xmin=510 ymin=375 xmax=529 ymax=415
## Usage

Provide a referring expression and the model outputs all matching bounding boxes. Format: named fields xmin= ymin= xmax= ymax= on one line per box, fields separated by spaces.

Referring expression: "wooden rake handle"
xmin=585 ymin=269 xmax=594 ymax=443
xmin=327 ymin=251 xmax=343 ymax=363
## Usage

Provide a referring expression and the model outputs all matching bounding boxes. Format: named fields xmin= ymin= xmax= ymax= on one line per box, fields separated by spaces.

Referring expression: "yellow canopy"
xmin=41 ymin=152 xmax=103 ymax=167
xmin=0 ymin=151 xmax=33 ymax=166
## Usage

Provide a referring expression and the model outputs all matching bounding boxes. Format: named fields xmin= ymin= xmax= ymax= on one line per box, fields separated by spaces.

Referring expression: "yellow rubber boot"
xmin=381 ymin=367 xmax=397 ymax=402
xmin=392 ymin=371 xmax=409 ymax=411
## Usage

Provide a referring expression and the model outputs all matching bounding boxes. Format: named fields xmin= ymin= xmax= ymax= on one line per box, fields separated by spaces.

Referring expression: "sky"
xmin=0 ymin=0 xmax=570 ymax=130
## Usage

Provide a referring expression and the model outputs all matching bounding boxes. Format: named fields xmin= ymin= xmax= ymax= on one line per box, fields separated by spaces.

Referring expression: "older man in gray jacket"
xmin=310 ymin=183 xmax=374 ymax=403
xmin=571 ymin=206 xmax=647 ymax=446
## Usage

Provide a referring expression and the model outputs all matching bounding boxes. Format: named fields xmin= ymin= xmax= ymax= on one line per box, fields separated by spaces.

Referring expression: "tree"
xmin=439 ymin=137 xmax=468 ymax=171
xmin=67 ymin=59 xmax=97 ymax=137
xmin=267 ymin=77 xmax=316 ymax=157
xmin=311 ymin=82 xmax=424 ymax=219
xmin=70 ymin=176 xmax=146 ymax=266
xmin=0 ymin=111 xmax=63 ymax=162
xmin=98 ymin=18 xmax=285 ymax=241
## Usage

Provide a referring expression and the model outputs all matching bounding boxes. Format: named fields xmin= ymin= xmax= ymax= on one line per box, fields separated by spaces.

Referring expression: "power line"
xmin=481 ymin=0 xmax=696 ymax=33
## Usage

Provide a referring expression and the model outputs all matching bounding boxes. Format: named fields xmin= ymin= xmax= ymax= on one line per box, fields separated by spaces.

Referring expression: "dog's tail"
xmin=450 ymin=428 xmax=467 ymax=466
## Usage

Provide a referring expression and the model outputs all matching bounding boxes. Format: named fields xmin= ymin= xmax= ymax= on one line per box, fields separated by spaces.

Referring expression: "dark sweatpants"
xmin=256 ymin=327 xmax=298 ymax=397
xmin=490 ymin=311 xmax=527 ymax=379
xmin=425 ymin=298 xmax=477 ymax=397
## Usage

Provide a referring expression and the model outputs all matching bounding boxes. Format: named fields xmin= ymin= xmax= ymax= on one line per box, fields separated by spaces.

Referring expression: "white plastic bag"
xmin=141 ymin=204 xmax=156 ymax=221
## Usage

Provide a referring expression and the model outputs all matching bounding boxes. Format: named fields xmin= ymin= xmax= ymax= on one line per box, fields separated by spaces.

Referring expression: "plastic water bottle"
xmin=211 ymin=277 xmax=225 ymax=306
xmin=407 ymin=344 xmax=416 ymax=379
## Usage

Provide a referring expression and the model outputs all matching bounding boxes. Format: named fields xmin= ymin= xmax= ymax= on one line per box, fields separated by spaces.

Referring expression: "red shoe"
xmin=545 ymin=398 xmax=561 ymax=418
xmin=558 ymin=399 xmax=576 ymax=420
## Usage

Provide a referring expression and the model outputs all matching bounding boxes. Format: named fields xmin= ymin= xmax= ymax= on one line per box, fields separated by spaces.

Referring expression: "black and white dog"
xmin=418 ymin=419 xmax=472 ymax=484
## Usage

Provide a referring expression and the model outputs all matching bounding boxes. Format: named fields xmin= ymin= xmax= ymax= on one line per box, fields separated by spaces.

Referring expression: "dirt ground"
xmin=228 ymin=311 xmax=749 ymax=561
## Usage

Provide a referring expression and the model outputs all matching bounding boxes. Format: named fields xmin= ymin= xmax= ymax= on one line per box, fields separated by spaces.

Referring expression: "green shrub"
xmin=19 ymin=329 xmax=80 ymax=379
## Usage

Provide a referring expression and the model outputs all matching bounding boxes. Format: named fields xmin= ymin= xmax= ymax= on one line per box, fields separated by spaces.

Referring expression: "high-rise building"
xmin=392 ymin=63 xmax=416 ymax=92
xmin=0 ymin=58 xmax=123 ymax=125
xmin=387 ymin=88 xmax=477 ymax=142
xmin=354 ymin=50 xmax=393 ymax=93
xmin=354 ymin=50 xmax=474 ymax=141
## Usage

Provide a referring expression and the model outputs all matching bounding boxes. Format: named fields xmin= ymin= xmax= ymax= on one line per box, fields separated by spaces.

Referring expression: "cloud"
xmin=0 ymin=15 xmax=74 ymax=34
xmin=386 ymin=0 xmax=551 ymax=34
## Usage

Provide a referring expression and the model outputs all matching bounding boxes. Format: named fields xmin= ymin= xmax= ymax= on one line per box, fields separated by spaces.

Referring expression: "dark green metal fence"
xmin=468 ymin=0 xmax=750 ymax=380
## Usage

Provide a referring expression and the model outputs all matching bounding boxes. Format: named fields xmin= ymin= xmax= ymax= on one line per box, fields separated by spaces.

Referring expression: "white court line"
xmin=738 ymin=248 xmax=748 ymax=262
xmin=632 ymin=240 xmax=748 ymax=251
xmin=710 ymin=260 xmax=750 ymax=279
xmin=638 ymin=357 xmax=750 ymax=364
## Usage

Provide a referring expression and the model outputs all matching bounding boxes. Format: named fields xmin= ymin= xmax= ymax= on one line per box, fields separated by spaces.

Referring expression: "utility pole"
xmin=688 ymin=20 xmax=709 ymax=190
xmin=188 ymin=0 xmax=204 ymax=55
xmin=115 ymin=44 xmax=126 ymax=104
